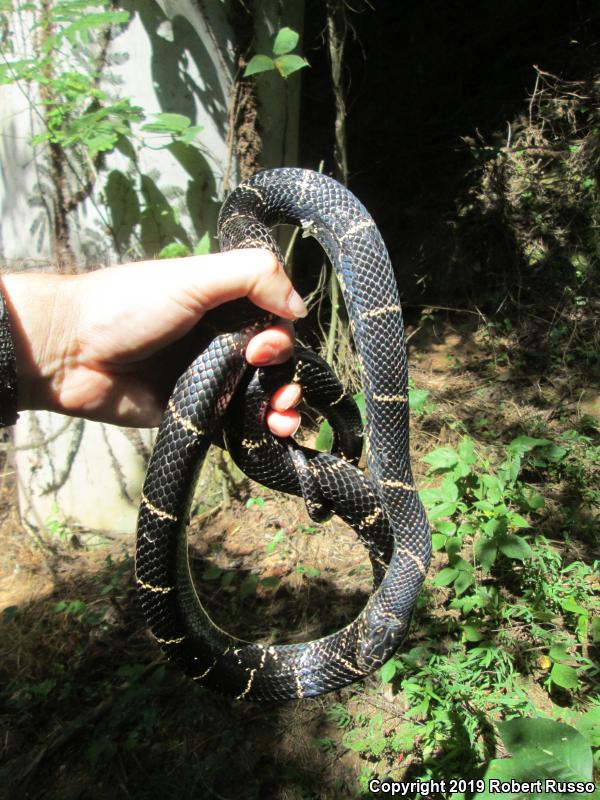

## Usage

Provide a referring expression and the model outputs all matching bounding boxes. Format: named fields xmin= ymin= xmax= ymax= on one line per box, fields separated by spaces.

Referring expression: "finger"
xmin=246 ymin=323 xmax=295 ymax=366
xmin=269 ymin=383 xmax=301 ymax=411
xmin=183 ymin=249 xmax=308 ymax=320
xmin=266 ymin=407 xmax=301 ymax=438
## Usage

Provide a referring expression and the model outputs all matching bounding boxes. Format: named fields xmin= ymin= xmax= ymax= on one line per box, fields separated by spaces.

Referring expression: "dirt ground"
xmin=0 ymin=312 xmax=597 ymax=800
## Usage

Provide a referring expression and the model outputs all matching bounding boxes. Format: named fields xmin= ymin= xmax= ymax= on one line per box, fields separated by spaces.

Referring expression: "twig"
xmin=405 ymin=303 xmax=482 ymax=317
xmin=529 ymin=67 xmax=541 ymax=127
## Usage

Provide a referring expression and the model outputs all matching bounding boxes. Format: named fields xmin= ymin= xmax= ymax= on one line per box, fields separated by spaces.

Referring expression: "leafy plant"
xmin=44 ymin=502 xmax=72 ymax=542
xmin=295 ymin=564 xmax=321 ymax=578
xmin=0 ymin=2 xmax=211 ymax=258
xmin=246 ymin=495 xmax=266 ymax=510
xmin=422 ymin=435 xmax=552 ymax=577
xmin=244 ymin=27 xmax=308 ymax=79
xmin=265 ymin=530 xmax=286 ymax=554
xmin=409 ymin=382 xmax=437 ymax=416
xmin=544 ymin=644 xmax=580 ymax=693
xmin=378 ymin=643 xmax=533 ymax=772
xmin=475 ymin=717 xmax=598 ymax=799
xmin=0 ymin=3 xmax=137 ymax=156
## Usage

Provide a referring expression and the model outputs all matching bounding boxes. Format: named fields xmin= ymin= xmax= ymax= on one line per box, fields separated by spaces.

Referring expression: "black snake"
xmin=135 ymin=168 xmax=431 ymax=701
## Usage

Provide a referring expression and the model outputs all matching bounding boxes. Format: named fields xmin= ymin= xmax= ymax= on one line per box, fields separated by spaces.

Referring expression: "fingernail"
xmin=252 ymin=344 xmax=276 ymax=365
xmin=288 ymin=289 xmax=308 ymax=318
xmin=277 ymin=384 xmax=301 ymax=409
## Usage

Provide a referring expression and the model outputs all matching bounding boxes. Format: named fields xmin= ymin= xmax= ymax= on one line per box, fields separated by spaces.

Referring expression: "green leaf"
xmin=274 ymin=54 xmax=308 ymax=78
xmin=64 ymin=11 xmax=129 ymax=37
xmin=297 ymin=565 xmax=320 ymax=578
xmin=440 ymin=475 xmax=460 ymax=502
xmin=431 ymin=533 xmax=447 ymax=551
xmin=473 ymin=499 xmax=497 ymax=513
xmin=475 ymin=718 xmax=595 ymax=800
xmin=239 ymin=574 xmax=259 ymax=598
xmin=178 ymin=124 xmax=204 ymax=145
xmin=352 ymin=392 xmax=366 ymax=423
xmin=427 ymin=501 xmax=458 ymax=520
xmin=142 ymin=112 xmax=192 ymax=134
xmin=342 ymin=732 xmax=368 ymax=752
xmin=83 ymin=130 xmax=119 ymax=157
xmin=409 ymin=387 xmax=430 ymax=412
xmin=497 ymin=533 xmax=532 ymax=561
xmin=265 ymin=530 xmax=285 ymax=553
xmin=221 ymin=571 xmax=234 ymax=588
xmin=591 ymin=616 xmax=600 ymax=643
xmin=548 ymin=644 xmax=570 ymax=661
xmin=244 ymin=55 xmax=275 ymax=77
xmin=507 ymin=435 xmax=551 ymax=455
xmin=481 ymin=474 xmax=505 ymax=504
xmin=540 ymin=444 xmax=568 ymax=462
xmin=380 ymin=659 xmax=398 ymax=683
xmin=450 ymin=459 xmax=472 ymax=479
xmin=246 ymin=496 xmax=265 ymax=509
xmin=550 ymin=662 xmax=579 ymax=690
xmin=368 ymin=734 xmax=388 ymax=757
xmin=548 ymin=644 xmax=570 ymax=662
xmin=260 ymin=575 xmax=280 ymax=589
xmin=423 ymin=447 xmax=459 ymax=471
xmin=432 ymin=567 xmax=459 ymax=587
xmin=462 ymin=623 xmax=484 ymax=642
xmin=499 ymin=454 xmax=521 ymax=485
xmin=575 ymin=706 xmax=600 ymax=746
xmin=454 ymin=570 xmax=474 ymax=596
xmin=475 ymin=535 xmax=498 ymax=574
xmin=435 ymin=520 xmax=457 ymax=535
xmin=506 ymin=512 xmax=531 ymax=529
xmin=158 ymin=242 xmax=190 ymax=259
xmin=560 ymin=596 xmax=587 ymax=616
xmin=484 ymin=517 xmax=507 ymax=537
xmin=453 ymin=557 xmax=474 ymax=573
xmin=445 ymin=536 xmax=462 ymax=557
xmin=418 ymin=486 xmax=442 ymax=505
xmin=458 ymin=436 xmax=477 ymax=465
xmin=501 ymin=717 xmax=592 ymax=777
xmin=202 ymin=564 xmax=222 ymax=581
xmin=522 ymin=489 xmax=545 ymax=510
xmin=193 ymin=231 xmax=212 ymax=255
xmin=273 ymin=26 xmax=300 ymax=55
xmin=576 ymin=614 xmax=588 ymax=644
xmin=315 ymin=419 xmax=333 ymax=451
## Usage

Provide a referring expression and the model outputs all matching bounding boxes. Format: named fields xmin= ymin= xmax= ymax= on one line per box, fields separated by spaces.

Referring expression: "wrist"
xmin=1 ymin=272 xmax=79 ymax=413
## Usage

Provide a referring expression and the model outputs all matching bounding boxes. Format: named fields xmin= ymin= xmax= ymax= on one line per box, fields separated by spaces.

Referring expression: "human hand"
xmin=2 ymin=249 xmax=306 ymax=432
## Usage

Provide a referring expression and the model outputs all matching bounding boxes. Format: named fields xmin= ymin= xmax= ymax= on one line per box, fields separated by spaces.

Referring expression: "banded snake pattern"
xmin=135 ymin=168 xmax=431 ymax=701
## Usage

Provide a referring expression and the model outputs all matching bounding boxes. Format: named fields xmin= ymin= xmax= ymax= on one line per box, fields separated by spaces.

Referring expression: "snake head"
xmin=356 ymin=619 xmax=409 ymax=672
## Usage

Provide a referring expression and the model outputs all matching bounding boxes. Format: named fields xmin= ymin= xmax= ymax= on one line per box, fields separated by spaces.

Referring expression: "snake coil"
xmin=136 ymin=168 xmax=431 ymax=701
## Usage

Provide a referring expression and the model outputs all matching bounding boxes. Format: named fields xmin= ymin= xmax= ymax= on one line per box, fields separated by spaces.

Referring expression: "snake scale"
xmin=135 ymin=168 xmax=431 ymax=701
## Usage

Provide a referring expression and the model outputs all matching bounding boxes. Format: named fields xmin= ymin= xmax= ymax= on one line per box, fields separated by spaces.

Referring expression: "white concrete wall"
xmin=1 ymin=0 xmax=303 ymax=535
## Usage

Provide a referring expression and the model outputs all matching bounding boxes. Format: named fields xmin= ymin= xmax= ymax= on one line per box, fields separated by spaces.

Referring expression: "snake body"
xmin=135 ymin=168 xmax=431 ymax=701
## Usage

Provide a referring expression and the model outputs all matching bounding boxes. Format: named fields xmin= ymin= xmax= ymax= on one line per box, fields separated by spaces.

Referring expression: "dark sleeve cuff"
xmin=0 ymin=279 xmax=19 ymax=427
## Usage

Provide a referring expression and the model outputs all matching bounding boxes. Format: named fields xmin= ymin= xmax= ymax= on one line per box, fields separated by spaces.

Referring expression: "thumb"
xmin=183 ymin=249 xmax=308 ymax=320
